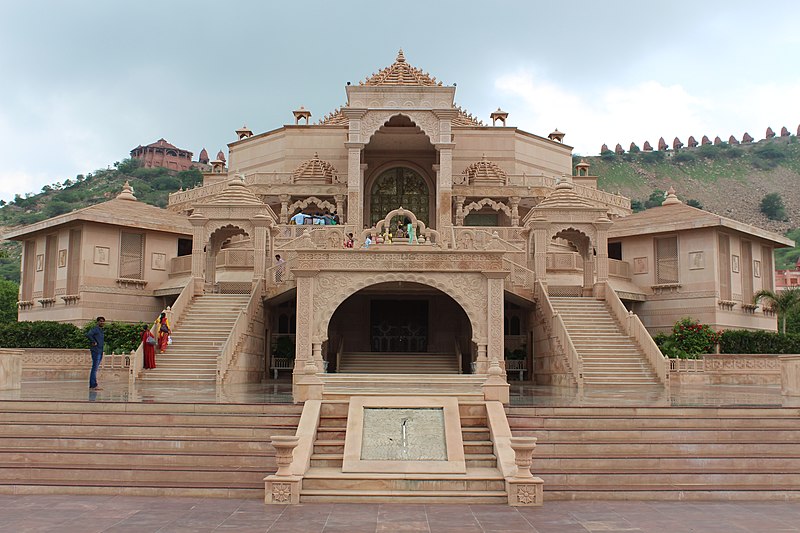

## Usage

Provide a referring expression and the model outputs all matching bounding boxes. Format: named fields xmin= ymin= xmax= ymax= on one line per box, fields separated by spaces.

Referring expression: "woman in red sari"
xmin=141 ymin=324 xmax=156 ymax=369
xmin=156 ymin=312 xmax=171 ymax=354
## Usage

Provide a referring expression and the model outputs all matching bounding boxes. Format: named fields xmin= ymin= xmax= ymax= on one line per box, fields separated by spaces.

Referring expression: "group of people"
xmin=84 ymin=312 xmax=171 ymax=391
xmin=290 ymin=209 xmax=340 ymax=226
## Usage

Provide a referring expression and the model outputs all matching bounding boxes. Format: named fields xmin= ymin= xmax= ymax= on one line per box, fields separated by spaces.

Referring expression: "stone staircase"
xmin=550 ymin=297 xmax=660 ymax=386
xmin=300 ymin=400 xmax=507 ymax=503
xmin=337 ymin=352 xmax=459 ymax=374
xmin=508 ymin=405 xmax=800 ymax=501
xmin=320 ymin=374 xmax=486 ymax=402
xmin=0 ymin=400 xmax=301 ymax=497
xmin=141 ymin=294 xmax=250 ymax=382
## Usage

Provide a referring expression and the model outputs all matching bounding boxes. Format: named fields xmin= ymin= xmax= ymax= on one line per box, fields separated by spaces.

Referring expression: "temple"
xmin=4 ymin=49 xmax=793 ymax=396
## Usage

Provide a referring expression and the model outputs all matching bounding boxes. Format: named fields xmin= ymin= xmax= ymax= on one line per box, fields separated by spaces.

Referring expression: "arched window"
xmin=370 ymin=167 xmax=429 ymax=226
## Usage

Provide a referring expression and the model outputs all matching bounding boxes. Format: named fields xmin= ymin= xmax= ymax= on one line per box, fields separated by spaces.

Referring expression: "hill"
xmin=0 ymin=159 xmax=203 ymax=282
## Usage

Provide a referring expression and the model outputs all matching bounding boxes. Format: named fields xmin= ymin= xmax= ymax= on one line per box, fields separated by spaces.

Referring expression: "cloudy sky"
xmin=1 ymin=0 xmax=799 ymax=202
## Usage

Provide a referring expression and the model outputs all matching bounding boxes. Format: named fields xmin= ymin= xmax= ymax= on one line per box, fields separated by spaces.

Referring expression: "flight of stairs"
xmin=142 ymin=294 xmax=250 ymax=382
xmin=508 ymin=406 xmax=800 ymax=501
xmin=0 ymin=400 xmax=302 ymax=497
xmin=320 ymin=374 xmax=486 ymax=402
xmin=300 ymin=400 xmax=507 ymax=503
xmin=337 ymin=352 xmax=459 ymax=374
xmin=550 ymin=296 xmax=660 ymax=386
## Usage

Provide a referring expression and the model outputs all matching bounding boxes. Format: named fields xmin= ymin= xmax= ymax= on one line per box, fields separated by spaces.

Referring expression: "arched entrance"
xmin=326 ymin=282 xmax=473 ymax=373
xmin=369 ymin=167 xmax=430 ymax=227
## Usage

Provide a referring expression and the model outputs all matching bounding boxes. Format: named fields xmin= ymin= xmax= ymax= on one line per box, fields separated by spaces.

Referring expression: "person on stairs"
xmin=141 ymin=324 xmax=157 ymax=369
xmin=156 ymin=312 xmax=171 ymax=354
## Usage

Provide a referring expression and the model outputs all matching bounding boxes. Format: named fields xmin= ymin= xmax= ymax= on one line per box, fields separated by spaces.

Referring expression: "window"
xmin=369 ymin=167 xmax=429 ymax=226
xmin=608 ymin=242 xmax=622 ymax=261
xmin=120 ymin=232 xmax=144 ymax=279
xmin=655 ymin=236 xmax=678 ymax=284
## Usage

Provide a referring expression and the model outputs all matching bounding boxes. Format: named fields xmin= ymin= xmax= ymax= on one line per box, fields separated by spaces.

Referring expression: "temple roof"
xmin=608 ymin=198 xmax=794 ymax=246
xmin=319 ymin=104 xmax=482 ymax=127
xmin=208 ymin=176 xmax=263 ymax=206
xmin=534 ymin=177 xmax=595 ymax=210
xmin=361 ymin=49 xmax=442 ymax=87
xmin=462 ymin=155 xmax=507 ymax=183
xmin=293 ymin=153 xmax=339 ymax=183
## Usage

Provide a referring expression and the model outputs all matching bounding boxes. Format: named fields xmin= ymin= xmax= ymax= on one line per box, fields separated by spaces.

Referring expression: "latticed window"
xmin=369 ymin=167 xmax=429 ymax=226
xmin=655 ymin=236 xmax=679 ymax=284
xmin=120 ymin=232 xmax=144 ymax=279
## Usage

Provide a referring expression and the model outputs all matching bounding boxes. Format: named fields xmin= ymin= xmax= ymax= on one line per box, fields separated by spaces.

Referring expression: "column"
xmin=189 ymin=215 xmax=206 ymax=286
xmin=455 ymin=195 xmax=465 ymax=226
xmin=279 ymin=195 xmax=290 ymax=225
xmin=595 ymin=221 xmax=612 ymax=287
xmin=345 ymin=144 xmax=364 ymax=231
xmin=251 ymin=215 xmax=269 ymax=282
xmin=510 ymin=196 xmax=521 ymax=227
xmin=532 ymin=223 xmax=548 ymax=281
xmin=334 ymin=194 xmax=345 ymax=224
xmin=292 ymin=270 xmax=323 ymax=402
xmin=435 ymin=143 xmax=455 ymax=231
xmin=485 ymin=273 xmax=507 ymax=366
xmin=475 ymin=340 xmax=488 ymax=374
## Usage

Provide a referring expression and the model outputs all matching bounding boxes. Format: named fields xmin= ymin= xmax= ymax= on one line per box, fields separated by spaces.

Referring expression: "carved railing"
xmin=169 ymin=255 xmax=192 ymax=276
xmin=217 ymin=278 xmax=263 ymax=385
xmin=504 ymin=174 xmax=631 ymax=210
xmin=546 ymin=252 xmax=583 ymax=272
xmin=130 ymin=280 xmax=196 ymax=386
xmin=534 ymin=280 xmax=582 ymax=388
xmin=503 ymin=258 xmax=535 ymax=296
xmin=275 ymin=226 xmax=350 ymax=250
xmin=265 ymin=257 xmax=297 ymax=294
xmin=600 ymin=281 xmax=669 ymax=387
xmin=609 ymin=258 xmax=631 ymax=280
xmin=670 ymin=358 xmax=705 ymax=373
xmin=216 ymin=249 xmax=255 ymax=269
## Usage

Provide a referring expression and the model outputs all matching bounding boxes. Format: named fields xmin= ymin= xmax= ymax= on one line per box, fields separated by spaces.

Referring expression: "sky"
xmin=1 ymin=0 xmax=799 ymax=203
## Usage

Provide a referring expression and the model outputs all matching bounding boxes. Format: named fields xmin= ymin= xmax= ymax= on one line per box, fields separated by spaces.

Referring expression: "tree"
xmin=754 ymin=288 xmax=800 ymax=334
xmin=0 ymin=280 xmax=18 ymax=323
xmin=644 ymin=190 xmax=666 ymax=209
xmin=760 ymin=193 xmax=788 ymax=221
xmin=686 ymin=199 xmax=703 ymax=209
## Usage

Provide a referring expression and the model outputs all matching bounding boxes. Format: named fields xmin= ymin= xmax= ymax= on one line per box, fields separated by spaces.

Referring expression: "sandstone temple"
xmin=2 ymin=50 xmax=795 ymax=505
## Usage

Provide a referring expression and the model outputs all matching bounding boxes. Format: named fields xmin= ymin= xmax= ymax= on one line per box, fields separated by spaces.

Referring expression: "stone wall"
xmin=224 ymin=302 xmax=267 ymax=384
xmin=531 ymin=309 xmax=575 ymax=387
xmin=21 ymin=348 xmax=128 ymax=382
xmin=670 ymin=354 xmax=780 ymax=386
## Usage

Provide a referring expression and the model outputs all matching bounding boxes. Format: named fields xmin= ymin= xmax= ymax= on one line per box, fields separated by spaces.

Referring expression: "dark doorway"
xmin=370 ymin=299 xmax=428 ymax=352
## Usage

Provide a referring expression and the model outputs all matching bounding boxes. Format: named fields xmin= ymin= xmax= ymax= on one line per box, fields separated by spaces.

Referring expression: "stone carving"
xmin=272 ymin=482 xmax=292 ymax=503
xmin=642 ymin=140 xmax=653 ymax=151
xmin=658 ymin=137 xmax=668 ymax=151
xmin=673 ymin=137 xmax=683 ymax=150
xmin=687 ymin=136 xmax=698 ymax=148
xmin=781 ymin=127 xmax=790 ymax=137
xmin=516 ymin=485 xmax=538 ymax=504
xmin=288 ymin=196 xmax=337 ymax=214
xmin=701 ymin=135 xmax=711 ymax=146
xmin=461 ymin=156 xmax=507 ymax=185
xmin=742 ymin=132 xmax=754 ymax=143
xmin=714 ymin=136 xmax=723 ymax=146
xmin=292 ymin=153 xmax=340 ymax=184
xmin=359 ymin=110 xmax=440 ymax=146
xmin=462 ymin=198 xmax=511 ymax=218
xmin=729 ymin=135 xmax=739 ymax=145
xmin=766 ymin=127 xmax=776 ymax=139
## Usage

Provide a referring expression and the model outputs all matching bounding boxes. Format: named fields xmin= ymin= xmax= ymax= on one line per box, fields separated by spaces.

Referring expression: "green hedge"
xmin=718 ymin=329 xmax=800 ymax=354
xmin=0 ymin=320 xmax=147 ymax=353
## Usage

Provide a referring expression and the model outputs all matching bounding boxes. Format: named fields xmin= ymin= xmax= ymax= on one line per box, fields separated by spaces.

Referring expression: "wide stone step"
xmin=0 ymin=465 xmax=269 ymax=485
xmin=0 ymin=451 xmax=275 ymax=469
xmin=0 ymin=423 xmax=279 ymax=439
xmin=300 ymin=489 xmax=508 ymax=503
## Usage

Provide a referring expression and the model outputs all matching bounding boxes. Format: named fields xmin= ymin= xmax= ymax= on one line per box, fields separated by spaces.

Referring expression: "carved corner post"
xmin=594 ymin=218 xmax=612 ymax=295
xmin=334 ymin=194 xmax=345 ymax=223
xmin=264 ymin=435 xmax=301 ymax=504
xmin=506 ymin=436 xmax=544 ymax=506
xmin=279 ymin=194 xmax=290 ymax=225
xmin=189 ymin=214 xmax=207 ymax=294
xmin=293 ymin=270 xmax=323 ymax=402
xmin=482 ymin=271 xmax=509 ymax=403
xmin=510 ymin=196 xmax=520 ymax=227
xmin=454 ymin=195 xmax=465 ymax=226
xmin=532 ymin=221 xmax=548 ymax=282
xmin=251 ymin=214 xmax=270 ymax=283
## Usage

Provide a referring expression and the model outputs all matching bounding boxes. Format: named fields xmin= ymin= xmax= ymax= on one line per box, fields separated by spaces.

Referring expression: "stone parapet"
xmin=0 ymin=349 xmax=23 ymax=390
xmin=670 ymin=354 xmax=781 ymax=386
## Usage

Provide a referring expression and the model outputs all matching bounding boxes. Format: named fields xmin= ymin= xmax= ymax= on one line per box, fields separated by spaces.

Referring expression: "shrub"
xmin=600 ymin=150 xmax=616 ymax=162
xmin=671 ymin=317 xmax=719 ymax=356
xmin=686 ymin=199 xmax=703 ymax=209
xmin=760 ymin=192 xmax=788 ymax=221
xmin=81 ymin=321 xmax=148 ymax=354
xmin=641 ymin=151 xmax=665 ymax=163
xmin=644 ymin=190 xmax=666 ymax=209
xmin=630 ymin=199 xmax=645 ymax=213
xmin=0 ymin=320 xmax=146 ymax=353
xmin=672 ymin=151 xmax=695 ymax=163
xmin=718 ymin=329 xmax=800 ymax=354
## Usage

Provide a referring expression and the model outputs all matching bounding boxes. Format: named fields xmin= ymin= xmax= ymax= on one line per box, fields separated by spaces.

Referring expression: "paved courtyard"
xmin=1 ymin=494 xmax=799 ymax=532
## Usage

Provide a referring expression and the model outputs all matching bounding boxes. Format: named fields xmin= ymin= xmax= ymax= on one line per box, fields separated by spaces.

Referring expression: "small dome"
xmin=210 ymin=175 xmax=262 ymax=205
xmin=116 ymin=181 xmax=137 ymax=201
xmin=461 ymin=155 xmax=507 ymax=184
xmin=293 ymin=153 xmax=339 ymax=184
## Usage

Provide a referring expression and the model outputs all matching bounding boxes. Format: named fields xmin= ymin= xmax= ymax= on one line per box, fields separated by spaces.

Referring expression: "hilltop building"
xmin=4 ymin=51 xmax=793 ymax=396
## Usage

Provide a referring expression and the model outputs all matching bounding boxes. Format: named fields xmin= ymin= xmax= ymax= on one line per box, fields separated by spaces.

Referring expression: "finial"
xmin=396 ymin=49 xmax=406 ymax=63
xmin=662 ymin=186 xmax=682 ymax=206
xmin=313 ymin=152 xmax=319 ymax=158
xmin=116 ymin=180 xmax=137 ymax=201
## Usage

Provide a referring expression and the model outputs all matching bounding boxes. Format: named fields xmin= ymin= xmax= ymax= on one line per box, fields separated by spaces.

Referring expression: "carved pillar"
xmin=251 ymin=215 xmax=270 ymax=282
xmin=595 ymin=220 xmax=612 ymax=288
xmin=435 ymin=143 xmax=455 ymax=231
xmin=485 ymin=272 xmax=507 ymax=368
xmin=189 ymin=215 xmax=206 ymax=289
xmin=311 ymin=340 xmax=324 ymax=372
xmin=345 ymin=144 xmax=364 ymax=230
xmin=279 ymin=194 xmax=290 ymax=225
xmin=475 ymin=340 xmax=488 ymax=374
xmin=510 ymin=196 xmax=521 ymax=227
xmin=455 ymin=195 xmax=465 ymax=226
xmin=334 ymin=194 xmax=345 ymax=223
xmin=532 ymin=222 xmax=548 ymax=281
xmin=292 ymin=271 xmax=316 ymax=390
xmin=582 ymin=248 xmax=594 ymax=296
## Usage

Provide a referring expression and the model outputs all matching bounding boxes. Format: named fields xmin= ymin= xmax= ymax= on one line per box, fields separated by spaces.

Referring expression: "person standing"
xmin=275 ymin=254 xmax=286 ymax=282
xmin=156 ymin=312 xmax=171 ymax=354
xmin=86 ymin=316 xmax=105 ymax=390
xmin=141 ymin=324 xmax=157 ymax=370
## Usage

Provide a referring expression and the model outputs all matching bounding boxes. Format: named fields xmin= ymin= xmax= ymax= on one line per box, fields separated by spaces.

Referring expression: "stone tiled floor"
xmin=1 ymin=378 xmax=797 ymax=408
xmin=1 ymin=495 xmax=799 ymax=532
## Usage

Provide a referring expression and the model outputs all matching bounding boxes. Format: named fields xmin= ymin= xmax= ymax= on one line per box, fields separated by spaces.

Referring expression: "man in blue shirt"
xmin=86 ymin=316 xmax=105 ymax=390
